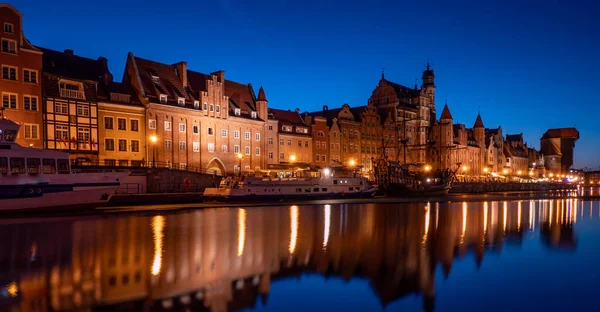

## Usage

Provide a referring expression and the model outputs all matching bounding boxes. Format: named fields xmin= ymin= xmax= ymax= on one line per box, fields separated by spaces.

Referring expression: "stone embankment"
xmin=450 ymin=182 xmax=577 ymax=194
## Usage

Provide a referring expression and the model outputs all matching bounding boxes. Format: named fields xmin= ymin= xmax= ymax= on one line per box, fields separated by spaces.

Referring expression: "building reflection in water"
xmin=0 ymin=199 xmax=587 ymax=312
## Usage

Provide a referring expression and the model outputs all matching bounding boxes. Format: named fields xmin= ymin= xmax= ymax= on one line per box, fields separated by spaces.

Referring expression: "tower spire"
xmin=426 ymin=59 xmax=430 ymax=71
xmin=381 ymin=67 xmax=385 ymax=79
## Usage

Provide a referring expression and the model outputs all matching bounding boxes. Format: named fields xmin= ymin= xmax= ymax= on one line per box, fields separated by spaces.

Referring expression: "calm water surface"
xmin=1 ymin=199 xmax=600 ymax=311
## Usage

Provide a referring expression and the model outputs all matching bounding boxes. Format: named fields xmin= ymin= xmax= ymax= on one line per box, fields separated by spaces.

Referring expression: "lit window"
xmin=234 ymin=108 xmax=241 ymax=116
xmin=193 ymin=142 xmax=200 ymax=152
xmin=148 ymin=119 xmax=156 ymax=129
xmin=164 ymin=121 xmax=172 ymax=131
xmin=251 ymin=111 xmax=257 ymax=119
xmin=24 ymin=124 xmax=39 ymax=139
xmin=207 ymin=143 xmax=215 ymax=152
xmin=77 ymin=105 xmax=90 ymax=117
xmin=222 ymin=144 xmax=228 ymax=152
xmin=159 ymin=94 xmax=167 ymax=103
xmin=194 ymin=101 xmax=199 ymax=109
xmin=177 ymin=97 xmax=185 ymax=106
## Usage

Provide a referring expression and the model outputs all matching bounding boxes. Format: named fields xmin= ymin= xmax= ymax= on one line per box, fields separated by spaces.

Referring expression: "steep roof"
xmin=224 ymin=80 xmax=257 ymax=113
xmin=257 ymin=86 xmax=267 ymax=101
xmin=269 ymin=108 xmax=305 ymax=125
xmin=504 ymin=144 xmax=528 ymax=158
xmin=440 ymin=104 xmax=453 ymax=120
xmin=473 ymin=114 xmax=484 ymax=128
xmin=133 ymin=56 xmax=194 ymax=105
xmin=506 ymin=133 xmax=523 ymax=142
xmin=39 ymin=47 xmax=107 ymax=82
xmin=383 ymin=79 xmax=420 ymax=99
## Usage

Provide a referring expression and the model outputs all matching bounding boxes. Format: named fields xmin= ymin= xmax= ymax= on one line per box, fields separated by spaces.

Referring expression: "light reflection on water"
xmin=0 ymin=199 xmax=599 ymax=311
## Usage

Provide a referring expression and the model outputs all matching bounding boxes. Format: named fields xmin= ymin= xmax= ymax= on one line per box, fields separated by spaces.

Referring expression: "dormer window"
xmin=251 ymin=111 xmax=257 ymax=119
xmin=177 ymin=97 xmax=185 ymax=106
xmin=151 ymin=75 xmax=160 ymax=84
xmin=59 ymin=81 xmax=85 ymax=100
xmin=194 ymin=101 xmax=200 ymax=109
xmin=234 ymin=108 xmax=241 ymax=116
xmin=4 ymin=23 xmax=14 ymax=34
xmin=282 ymin=125 xmax=292 ymax=132
xmin=159 ymin=94 xmax=167 ymax=103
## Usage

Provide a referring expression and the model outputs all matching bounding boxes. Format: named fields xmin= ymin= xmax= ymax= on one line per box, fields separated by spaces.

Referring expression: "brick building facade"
xmin=0 ymin=4 xmax=42 ymax=147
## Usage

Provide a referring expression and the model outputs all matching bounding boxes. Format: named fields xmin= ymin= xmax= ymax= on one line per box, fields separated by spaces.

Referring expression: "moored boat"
xmin=203 ymin=168 xmax=376 ymax=202
xmin=0 ymin=118 xmax=129 ymax=212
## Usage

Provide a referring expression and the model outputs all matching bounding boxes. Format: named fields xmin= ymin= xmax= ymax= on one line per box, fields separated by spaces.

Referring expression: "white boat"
xmin=0 ymin=118 xmax=129 ymax=212
xmin=203 ymin=168 xmax=377 ymax=201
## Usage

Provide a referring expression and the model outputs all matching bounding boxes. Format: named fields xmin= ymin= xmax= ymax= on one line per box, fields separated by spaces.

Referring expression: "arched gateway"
xmin=206 ymin=157 xmax=226 ymax=175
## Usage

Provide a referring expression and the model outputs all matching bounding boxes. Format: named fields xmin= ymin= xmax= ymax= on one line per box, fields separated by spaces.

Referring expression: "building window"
xmin=164 ymin=140 xmax=172 ymax=150
xmin=4 ymin=23 xmax=14 ymax=34
xmin=322 ymin=155 xmax=326 ymax=162
xmin=194 ymin=100 xmax=200 ymax=109
xmin=316 ymin=154 xmax=320 ymax=162
xmin=268 ymin=125 xmax=273 ymax=130
xmin=130 ymin=119 xmax=139 ymax=132
xmin=117 ymin=118 xmax=126 ymax=130
xmin=104 ymin=117 xmax=113 ymax=129
xmin=279 ymin=138 xmax=284 ymax=146
xmin=221 ymin=129 xmax=227 ymax=137
xmin=55 ymin=125 xmax=69 ymax=140
xmin=318 ymin=131 xmax=324 ymax=137
xmin=105 ymin=138 xmax=114 ymax=151
xmin=203 ymin=103 xmax=207 ymax=110
xmin=245 ymin=146 xmax=250 ymax=155
xmin=77 ymin=128 xmax=90 ymax=144
xmin=222 ymin=144 xmax=228 ymax=152
xmin=234 ymin=145 xmax=240 ymax=154
xmin=128 ymin=140 xmax=139 ymax=152
xmin=209 ymin=104 xmax=214 ymax=112
xmin=192 ymin=125 xmax=199 ymax=134
xmin=279 ymin=153 xmax=285 ymax=160
xmin=216 ymin=105 xmax=220 ymax=113
xmin=179 ymin=123 xmax=186 ymax=132
xmin=54 ymin=102 xmax=68 ymax=114
xmin=282 ymin=125 xmax=292 ymax=132
xmin=22 ymin=95 xmax=37 ymax=111
xmin=207 ymin=127 xmax=214 ymax=135
xmin=1 ymin=38 xmax=16 ymax=54
xmin=234 ymin=108 xmax=241 ymax=116
xmin=207 ymin=143 xmax=214 ymax=152
xmin=177 ymin=97 xmax=185 ymax=106
xmin=255 ymin=133 xmax=260 ymax=141
xmin=268 ymin=137 xmax=273 ymax=144
xmin=234 ymin=130 xmax=240 ymax=139
xmin=159 ymin=94 xmax=167 ymax=103
xmin=251 ymin=111 xmax=257 ymax=119
xmin=77 ymin=105 xmax=90 ymax=117
xmin=305 ymin=141 xmax=309 ymax=147
xmin=179 ymin=141 xmax=186 ymax=151
xmin=255 ymin=147 xmax=260 ymax=156
xmin=288 ymin=140 xmax=291 ymax=146
xmin=149 ymin=119 xmax=156 ymax=129
xmin=164 ymin=121 xmax=172 ymax=131
xmin=23 ymin=69 xmax=37 ymax=83
xmin=193 ymin=142 xmax=200 ymax=152
xmin=24 ymin=124 xmax=39 ymax=139
xmin=59 ymin=82 xmax=84 ymax=99
xmin=2 ymin=65 xmax=16 ymax=80
xmin=118 ymin=139 xmax=127 ymax=152
xmin=268 ymin=152 xmax=273 ymax=159
xmin=298 ymin=141 xmax=302 ymax=147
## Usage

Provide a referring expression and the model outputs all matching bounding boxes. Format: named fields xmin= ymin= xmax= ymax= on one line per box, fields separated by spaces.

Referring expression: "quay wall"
xmin=146 ymin=168 xmax=222 ymax=193
xmin=450 ymin=182 xmax=577 ymax=194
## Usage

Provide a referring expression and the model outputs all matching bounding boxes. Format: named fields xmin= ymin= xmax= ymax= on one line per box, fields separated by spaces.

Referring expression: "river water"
xmin=1 ymin=199 xmax=599 ymax=311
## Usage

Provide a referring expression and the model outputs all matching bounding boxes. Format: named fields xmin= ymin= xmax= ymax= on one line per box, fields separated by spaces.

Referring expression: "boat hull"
xmin=204 ymin=189 xmax=377 ymax=202
xmin=379 ymin=183 xmax=451 ymax=197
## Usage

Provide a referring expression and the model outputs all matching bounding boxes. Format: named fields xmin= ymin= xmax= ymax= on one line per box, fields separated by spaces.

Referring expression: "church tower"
xmin=421 ymin=61 xmax=436 ymax=121
xmin=438 ymin=102 xmax=453 ymax=170
xmin=473 ymin=112 xmax=485 ymax=148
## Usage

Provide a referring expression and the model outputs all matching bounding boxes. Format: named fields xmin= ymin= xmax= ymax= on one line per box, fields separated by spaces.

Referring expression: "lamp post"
xmin=149 ymin=135 xmax=157 ymax=168
xmin=237 ymin=153 xmax=243 ymax=176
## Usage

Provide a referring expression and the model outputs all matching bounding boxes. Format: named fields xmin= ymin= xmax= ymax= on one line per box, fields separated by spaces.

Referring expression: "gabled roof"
xmin=383 ymin=79 xmax=420 ymax=99
xmin=134 ymin=56 xmax=194 ymax=105
xmin=39 ymin=47 xmax=107 ymax=82
xmin=440 ymin=104 xmax=452 ymax=120
xmin=257 ymin=86 xmax=267 ymax=102
xmin=473 ymin=114 xmax=484 ymax=128
xmin=269 ymin=108 xmax=305 ymax=125
xmin=103 ymin=82 xmax=143 ymax=106
xmin=506 ymin=133 xmax=523 ymax=142
xmin=224 ymin=80 xmax=257 ymax=113
xmin=504 ymin=144 xmax=528 ymax=158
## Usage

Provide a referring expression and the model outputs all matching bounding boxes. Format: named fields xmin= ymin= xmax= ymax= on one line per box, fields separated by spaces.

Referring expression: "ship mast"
xmin=400 ymin=101 xmax=409 ymax=165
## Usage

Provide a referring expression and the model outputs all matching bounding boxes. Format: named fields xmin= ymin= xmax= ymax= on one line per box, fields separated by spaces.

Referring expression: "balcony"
xmin=60 ymin=88 xmax=85 ymax=100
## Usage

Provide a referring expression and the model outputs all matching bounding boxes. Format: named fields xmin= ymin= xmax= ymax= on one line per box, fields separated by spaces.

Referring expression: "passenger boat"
xmin=0 ymin=118 xmax=129 ymax=212
xmin=373 ymin=159 xmax=456 ymax=197
xmin=203 ymin=168 xmax=377 ymax=202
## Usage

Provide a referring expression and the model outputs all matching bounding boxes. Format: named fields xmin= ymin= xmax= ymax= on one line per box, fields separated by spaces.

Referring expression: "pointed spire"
xmin=414 ymin=78 xmax=418 ymax=90
xmin=381 ymin=67 xmax=385 ymax=80
xmin=257 ymin=86 xmax=267 ymax=102
xmin=426 ymin=59 xmax=431 ymax=71
xmin=440 ymin=100 xmax=453 ymax=120
xmin=474 ymin=112 xmax=484 ymax=128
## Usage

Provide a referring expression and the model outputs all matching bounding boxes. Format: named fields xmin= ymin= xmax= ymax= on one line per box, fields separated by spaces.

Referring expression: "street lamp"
xmin=349 ymin=159 xmax=356 ymax=167
xmin=483 ymin=167 xmax=489 ymax=173
xmin=461 ymin=165 xmax=468 ymax=172
xmin=503 ymin=169 xmax=508 ymax=175
xmin=237 ymin=153 xmax=243 ymax=176
xmin=424 ymin=165 xmax=431 ymax=172
xmin=149 ymin=135 xmax=158 ymax=168
xmin=517 ymin=170 xmax=522 ymax=176
xmin=290 ymin=155 xmax=296 ymax=162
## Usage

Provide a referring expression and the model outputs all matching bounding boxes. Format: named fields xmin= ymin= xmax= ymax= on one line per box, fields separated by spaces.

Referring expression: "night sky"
xmin=15 ymin=0 xmax=600 ymax=168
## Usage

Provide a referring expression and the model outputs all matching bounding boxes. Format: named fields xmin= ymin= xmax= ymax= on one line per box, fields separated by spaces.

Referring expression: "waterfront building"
xmin=40 ymin=48 xmax=105 ymax=163
xmin=267 ymin=108 xmax=312 ymax=171
xmin=123 ymin=54 xmax=268 ymax=175
xmin=540 ymin=128 xmax=579 ymax=175
xmin=302 ymin=113 xmax=329 ymax=168
xmin=0 ymin=4 xmax=43 ymax=147
xmin=97 ymin=82 xmax=146 ymax=167
xmin=504 ymin=133 xmax=530 ymax=176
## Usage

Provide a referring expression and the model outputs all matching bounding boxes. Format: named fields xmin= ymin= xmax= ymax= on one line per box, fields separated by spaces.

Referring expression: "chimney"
xmin=64 ymin=49 xmax=74 ymax=55
xmin=210 ymin=70 xmax=225 ymax=83
xmin=323 ymin=105 xmax=328 ymax=111
xmin=97 ymin=56 xmax=113 ymax=86
xmin=295 ymin=108 xmax=300 ymax=113
xmin=173 ymin=62 xmax=188 ymax=88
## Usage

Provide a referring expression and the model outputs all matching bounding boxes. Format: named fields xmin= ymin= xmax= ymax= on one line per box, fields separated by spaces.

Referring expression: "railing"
xmin=116 ymin=183 xmax=145 ymax=194
xmin=60 ymin=89 xmax=85 ymax=100
xmin=71 ymin=160 xmax=223 ymax=176
xmin=153 ymin=183 xmax=203 ymax=193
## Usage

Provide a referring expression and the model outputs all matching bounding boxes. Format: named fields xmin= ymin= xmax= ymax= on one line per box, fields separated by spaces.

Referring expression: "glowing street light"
xmin=424 ymin=165 xmax=431 ymax=172
xmin=517 ymin=170 xmax=522 ymax=175
xmin=237 ymin=153 xmax=243 ymax=176
xmin=549 ymin=173 xmax=554 ymax=177
xmin=323 ymin=168 xmax=331 ymax=176
xmin=349 ymin=159 xmax=356 ymax=167
xmin=290 ymin=155 xmax=296 ymax=162
xmin=483 ymin=167 xmax=489 ymax=173
xmin=150 ymin=135 xmax=158 ymax=168
xmin=503 ymin=169 xmax=508 ymax=175
xmin=461 ymin=165 xmax=468 ymax=172
xmin=529 ymin=171 xmax=534 ymax=176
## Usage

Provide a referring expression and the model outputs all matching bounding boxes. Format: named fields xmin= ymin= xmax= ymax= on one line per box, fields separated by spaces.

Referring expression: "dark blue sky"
xmin=16 ymin=0 xmax=600 ymax=167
